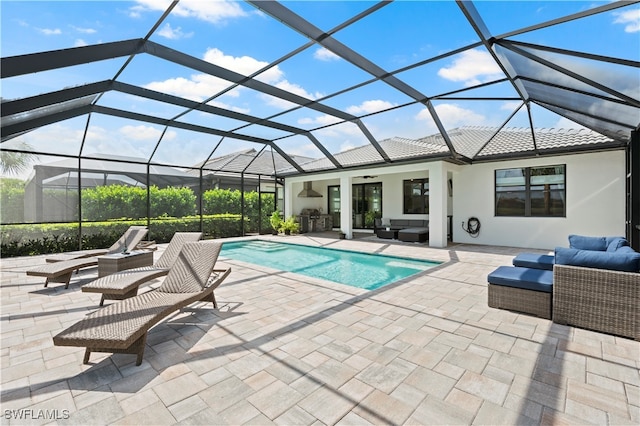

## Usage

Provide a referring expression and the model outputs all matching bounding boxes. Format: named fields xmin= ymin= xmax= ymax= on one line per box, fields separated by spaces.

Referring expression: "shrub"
xmin=202 ymin=188 xmax=241 ymax=215
xmin=0 ymin=178 xmax=25 ymax=223
xmin=0 ymin=215 xmax=244 ymax=258
xmin=150 ymin=186 xmax=197 ymax=218
xmin=81 ymin=185 xmax=197 ymax=220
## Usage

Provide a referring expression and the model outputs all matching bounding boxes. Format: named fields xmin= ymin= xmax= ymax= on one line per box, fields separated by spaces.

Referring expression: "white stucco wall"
xmin=453 ymin=150 xmax=626 ymax=250
xmin=286 ymin=163 xmax=450 ymax=246
xmin=286 ymin=164 xmax=432 ymax=220
xmin=284 ymin=149 xmax=626 ymax=250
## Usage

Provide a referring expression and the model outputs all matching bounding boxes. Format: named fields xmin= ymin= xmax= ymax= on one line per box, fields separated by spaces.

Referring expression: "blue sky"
xmin=1 ymin=0 xmax=639 ymax=171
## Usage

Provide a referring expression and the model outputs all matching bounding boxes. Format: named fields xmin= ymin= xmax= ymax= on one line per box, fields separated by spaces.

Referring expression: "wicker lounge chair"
xmin=82 ymin=232 xmax=203 ymax=306
xmin=46 ymin=226 xmax=149 ymax=263
xmin=27 ymin=228 xmax=149 ymax=289
xmin=53 ymin=241 xmax=231 ymax=366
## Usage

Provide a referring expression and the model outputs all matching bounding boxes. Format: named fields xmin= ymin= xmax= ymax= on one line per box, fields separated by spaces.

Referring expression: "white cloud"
xmin=157 ymin=23 xmax=193 ymax=39
xmin=277 ymin=142 xmax=318 ymax=158
xmin=119 ymin=125 xmax=175 ymax=141
xmin=314 ymin=47 xmax=340 ymax=62
xmin=500 ymin=101 xmax=523 ymax=111
xmin=145 ymin=48 xmax=276 ymax=101
xmin=74 ymin=39 xmax=88 ymax=47
xmin=38 ymin=28 xmax=62 ymax=36
xmin=613 ymin=8 xmax=640 ymax=33
xmin=437 ymin=49 xmax=502 ymax=86
xmin=203 ymin=48 xmax=282 ymax=83
xmin=552 ymin=116 xmax=587 ymax=130
xmin=206 ymin=99 xmax=250 ymax=115
xmin=415 ymin=103 xmax=485 ymax=131
xmin=71 ymin=25 xmax=97 ymax=34
xmin=346 ymin=100 xmax=396 ymax=115
xmin=260 ymin=80 xmax=323 ymax=110
xmin=308 ymin=115 xmax=343 ymax=127
xmin=339 ymin=141 xmax=358 ymax=152
xmin=145 ymin=74 xmax=236 ymax=102
xmin=296 ymin=115 xmax=366 ymax=152
xmin=145 ymin=47 xmax=319 ymax=112
xmin=128 ymin=5 xmax=144 ymax=18
xmin=132 ymin=0 xmax=247 ymax=24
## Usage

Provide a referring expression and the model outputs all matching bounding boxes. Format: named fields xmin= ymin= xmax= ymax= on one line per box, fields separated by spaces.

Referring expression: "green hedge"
xmin=0 ymin=215 xmax=245 ymax=258
xmin=202 ymin=189 xmax=274 ymax=233
xmin=82 ymin=185 xmax=197 ymax=220
xmin=0 ymin=178 xmax=25 ymax=223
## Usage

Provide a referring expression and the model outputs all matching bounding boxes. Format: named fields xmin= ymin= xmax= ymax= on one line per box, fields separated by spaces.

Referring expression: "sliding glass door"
xmin=328 ymin=186 xmax=341 ymax=228
xmin=328 ymin=182 xmax=382 ymax=230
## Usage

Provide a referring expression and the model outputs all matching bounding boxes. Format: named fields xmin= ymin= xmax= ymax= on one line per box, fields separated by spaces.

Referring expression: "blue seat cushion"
xmin=487 ymin=266 xmax=553 ymax=293
xmin=555 ymin=247 xmax=640 ymax=272
xmin=512 ymin=253 xmax=554 ymax=271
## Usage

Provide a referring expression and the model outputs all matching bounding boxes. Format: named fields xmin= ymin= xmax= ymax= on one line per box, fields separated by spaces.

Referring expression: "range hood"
xmin=297 ymin=181 xmax=323 ymax=198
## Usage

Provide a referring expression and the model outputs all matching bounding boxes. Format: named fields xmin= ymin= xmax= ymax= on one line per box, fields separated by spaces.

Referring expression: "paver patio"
xmin=1 ymin=234 xmax=638 ymax=425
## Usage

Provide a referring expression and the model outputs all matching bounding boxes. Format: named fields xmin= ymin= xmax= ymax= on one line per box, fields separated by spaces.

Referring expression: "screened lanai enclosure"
xmin=1 ymin=0 xmax=639 ymax=256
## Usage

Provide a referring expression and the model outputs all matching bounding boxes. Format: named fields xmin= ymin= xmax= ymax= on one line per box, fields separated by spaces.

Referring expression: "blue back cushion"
xmin=568 ymin=235 xmax=607 ymax=251
xmin=605 ymin=237 xmax=629 ymax=252
xmin=555 ymin=247 xmax=640 ymax=272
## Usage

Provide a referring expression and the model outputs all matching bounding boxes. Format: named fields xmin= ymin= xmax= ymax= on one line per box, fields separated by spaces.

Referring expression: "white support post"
xmin=284 ymin=180 xmax=294 ymax=219
xmin=340 ymin=176 xmax=353 ymax=239
xmin=429 ymin=162 xmax=448 ymax=248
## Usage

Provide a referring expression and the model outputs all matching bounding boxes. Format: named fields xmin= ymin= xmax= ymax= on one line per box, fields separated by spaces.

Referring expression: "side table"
xmin=98 ymin=251 xmax=154 ymax=277
xmin=377 ymin=229 xmax=399 ymax=239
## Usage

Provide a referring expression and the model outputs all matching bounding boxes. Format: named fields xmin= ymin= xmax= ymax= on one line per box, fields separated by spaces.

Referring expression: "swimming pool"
xmin=220 ymin=240 xmax=440 ymax=290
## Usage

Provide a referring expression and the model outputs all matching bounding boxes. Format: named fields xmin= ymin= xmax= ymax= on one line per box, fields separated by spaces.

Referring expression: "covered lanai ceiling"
xmin=1 ymin=0 xmax=639 ymax=178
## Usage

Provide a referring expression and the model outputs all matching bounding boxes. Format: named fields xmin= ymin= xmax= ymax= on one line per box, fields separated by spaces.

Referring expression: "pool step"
xmin=242 ymin=241 xmax=288 ymax=252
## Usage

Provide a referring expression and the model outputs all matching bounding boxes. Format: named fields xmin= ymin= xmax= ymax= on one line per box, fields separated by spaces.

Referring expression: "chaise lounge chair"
xmin=53 ymin=241 xmax=231 ymax=366
xmin=26 ymin=227 xmax=149 ymax=289
xmin=46 ymin=226 xmax=149 ymax=262
xmin=82 ymin=232 xmax=203 ymax=306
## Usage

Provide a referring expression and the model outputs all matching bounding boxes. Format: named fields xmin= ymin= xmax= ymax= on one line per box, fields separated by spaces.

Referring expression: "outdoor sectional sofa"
xmin=374 ymin=218 xmax=429 ymax=242
xmin=488 ymin=235 xmax=640 ymax=340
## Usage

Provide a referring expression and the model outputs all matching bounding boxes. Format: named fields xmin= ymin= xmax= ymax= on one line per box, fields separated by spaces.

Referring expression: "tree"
xmin=0 ymin=142 xmax=37 ymax=176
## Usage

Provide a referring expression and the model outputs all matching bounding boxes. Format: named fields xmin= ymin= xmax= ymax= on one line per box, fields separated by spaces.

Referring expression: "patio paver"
xmin=1 ymin=234 xmax=638 ymax=425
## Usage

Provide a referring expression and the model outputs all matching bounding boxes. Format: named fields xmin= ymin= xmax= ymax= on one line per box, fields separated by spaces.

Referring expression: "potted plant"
xmin=280 ymin=216 xmax=299 ymax=235
xmin=269 ymin=211 xmax=283 ymax=235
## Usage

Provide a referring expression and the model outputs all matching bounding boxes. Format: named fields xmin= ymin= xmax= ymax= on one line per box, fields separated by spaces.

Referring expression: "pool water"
xmin=220 ymin=240 xmax=441 ymax=290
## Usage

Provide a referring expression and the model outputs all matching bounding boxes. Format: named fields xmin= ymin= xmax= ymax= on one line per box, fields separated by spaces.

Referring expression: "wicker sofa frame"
xmin=553 ymin=264 xmax=639 ymax=340
xmin=488 ymin=284 xmax=552 ymax=319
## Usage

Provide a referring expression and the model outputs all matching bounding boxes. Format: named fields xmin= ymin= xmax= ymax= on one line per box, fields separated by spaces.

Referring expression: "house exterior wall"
xmin=453 ymin=150 xmax=626 ymax=250
xmin=286 ymin=164 xmax=433 ymax=221
xmin=284 ymin=149 xmax=626 ymax=250
xmin=286 ymin=163 xmax=450 ymax=245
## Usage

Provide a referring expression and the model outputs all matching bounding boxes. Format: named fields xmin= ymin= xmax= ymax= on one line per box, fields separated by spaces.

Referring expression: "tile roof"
xmin=281 ymin=126 xmax=616 ymax=175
